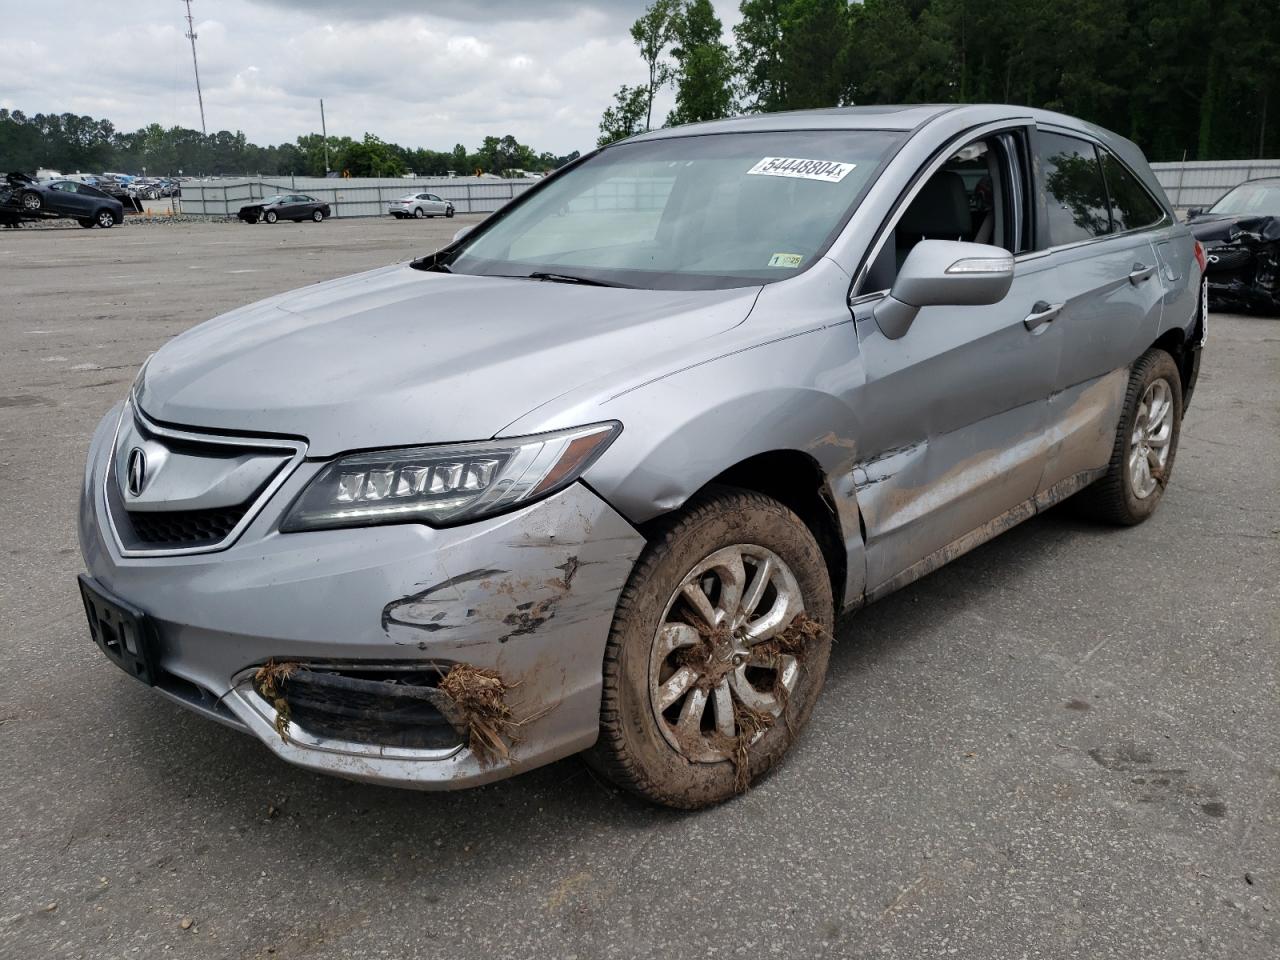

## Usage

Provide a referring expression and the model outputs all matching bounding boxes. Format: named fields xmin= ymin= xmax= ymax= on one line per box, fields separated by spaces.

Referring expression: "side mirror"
xmin=452 ymin=225 xmax=473 ymax=242
xmin=1185 ymin=208 xmax=1202 ymax=221
xmin=873 ymin=240 xmax=1014 ymax=340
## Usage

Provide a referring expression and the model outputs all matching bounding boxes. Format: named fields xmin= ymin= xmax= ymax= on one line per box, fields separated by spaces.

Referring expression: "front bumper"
xmin=78 ymin=404 xmax=646 ymax=789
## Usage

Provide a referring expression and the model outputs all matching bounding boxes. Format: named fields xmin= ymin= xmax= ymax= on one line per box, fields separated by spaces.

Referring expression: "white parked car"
xmin=388 ymin=192 xmax=455 ymax=219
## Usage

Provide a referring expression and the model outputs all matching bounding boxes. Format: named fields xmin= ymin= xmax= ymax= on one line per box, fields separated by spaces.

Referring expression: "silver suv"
xmin=78 ymin=105 xmax=1205 ymax=808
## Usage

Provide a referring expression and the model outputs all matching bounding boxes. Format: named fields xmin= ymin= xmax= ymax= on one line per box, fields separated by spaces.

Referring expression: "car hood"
xmin=136 ymin=264 xmax=760 ymax=455
xmin=1189 ymin=213 xmax=1280 ymax=243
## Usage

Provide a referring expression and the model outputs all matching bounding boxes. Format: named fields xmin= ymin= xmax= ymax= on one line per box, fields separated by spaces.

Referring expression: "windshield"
xmin=446 ymin=129 xmax=904 ymax=290
xmin=1209 ymin=181 xmax=1280 ymax=216
xmin=262 ymin=195 xmax=286 ymax=205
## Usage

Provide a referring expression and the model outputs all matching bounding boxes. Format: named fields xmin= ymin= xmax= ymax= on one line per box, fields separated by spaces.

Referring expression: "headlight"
xmin=280 ymin=422 xmax=620 ymax=532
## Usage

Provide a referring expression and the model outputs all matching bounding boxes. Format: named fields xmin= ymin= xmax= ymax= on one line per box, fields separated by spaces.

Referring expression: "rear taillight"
xmin=1193 ymin=239 xmax=1207 ymax=274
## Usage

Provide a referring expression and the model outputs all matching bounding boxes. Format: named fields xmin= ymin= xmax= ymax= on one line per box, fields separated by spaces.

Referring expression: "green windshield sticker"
xmin=747 ymin=157 xmax=856 ymax=183
xmin=768 ymin=253 xmax=804 ymax=268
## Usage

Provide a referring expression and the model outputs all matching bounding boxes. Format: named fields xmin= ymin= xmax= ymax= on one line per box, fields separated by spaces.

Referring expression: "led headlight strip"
xmin=280 ymin=422 xmax=620 ymax=531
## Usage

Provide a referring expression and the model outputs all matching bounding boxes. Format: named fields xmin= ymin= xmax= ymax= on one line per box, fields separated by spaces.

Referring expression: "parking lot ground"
xmin=1 ymin=218 xmax=1277 ymax=960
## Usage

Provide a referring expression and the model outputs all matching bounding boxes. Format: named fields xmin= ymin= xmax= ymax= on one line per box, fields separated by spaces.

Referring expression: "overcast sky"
xmin=0 ymin=0 xmax=741 ymax=156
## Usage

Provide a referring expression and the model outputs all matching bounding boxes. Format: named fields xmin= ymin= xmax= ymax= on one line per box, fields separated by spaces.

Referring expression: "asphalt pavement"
xmin=1 ymin=217 xmax=1276 ymax=959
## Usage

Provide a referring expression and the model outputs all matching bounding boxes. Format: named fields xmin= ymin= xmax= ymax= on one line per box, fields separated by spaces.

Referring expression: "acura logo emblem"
xmin=126 ymin=447 xmax=147 ymax=497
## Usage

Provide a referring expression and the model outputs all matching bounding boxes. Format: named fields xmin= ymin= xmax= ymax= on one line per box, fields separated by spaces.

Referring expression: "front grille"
xmin=106 ymin=405 xmax=304 ymax=555
xmin=1205 ymin=246 xmax=1252 ymax=272
xmin=126 ymin=504 xmax=249 ymax=547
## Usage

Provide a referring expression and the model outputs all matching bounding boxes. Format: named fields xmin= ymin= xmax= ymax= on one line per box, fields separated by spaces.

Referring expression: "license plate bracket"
xmin=77 ymin=574 xmax=157 ymax=686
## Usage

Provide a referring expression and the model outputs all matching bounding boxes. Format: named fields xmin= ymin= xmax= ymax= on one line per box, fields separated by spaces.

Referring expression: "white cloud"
xmin=0 ymin=1 xmax=742 ymax=156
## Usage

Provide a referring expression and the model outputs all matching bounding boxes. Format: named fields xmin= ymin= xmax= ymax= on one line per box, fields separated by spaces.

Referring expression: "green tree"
xmin=667 ymin=0 xmax=735 ymax=125
xmin=598 ymin=84 xmax=651 ymax=146
xmin=631 ymin=0 xmax=680 ymax=130
xmin=735 ymin=0 xmax=851 ymax=112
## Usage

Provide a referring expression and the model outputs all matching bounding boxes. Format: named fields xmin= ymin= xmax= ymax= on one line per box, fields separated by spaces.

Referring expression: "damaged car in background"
xmin=1187 ymin=176 xmax=1280 ymax=314
xmin=1 ymin=171 xmax=124 ymax=228
xmin=78 ymin=105 xmax=1204 ymax=808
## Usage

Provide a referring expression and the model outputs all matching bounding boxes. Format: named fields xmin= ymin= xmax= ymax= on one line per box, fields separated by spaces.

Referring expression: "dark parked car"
xmin=238 ymin=194 xmax=331 ymax=224
xmin=0 ymin=173 xmax=124 ymax=228
xmin=1187 ymin=177 xmax=1280 ymax=313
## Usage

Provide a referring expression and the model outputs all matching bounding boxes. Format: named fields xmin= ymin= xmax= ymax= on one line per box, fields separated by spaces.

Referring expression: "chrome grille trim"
xmin=103 ymin=402 xmax=307 ymax=558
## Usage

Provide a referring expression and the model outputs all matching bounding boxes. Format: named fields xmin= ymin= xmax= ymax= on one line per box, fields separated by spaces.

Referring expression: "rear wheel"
xmin=78 ymin=218 xmax=95 ymax=228
xmin=587 ymin=488 xmax=834 ymax=808
xmin=1078 ymin=348 xmax=1182 ymax=525
xmin=413 ymin=207 xmax=425 ymax=219
xmin=264 ymin=210 xmax=278 ymax=224
xmin=95 ymin=209 xmax=115 ymax=228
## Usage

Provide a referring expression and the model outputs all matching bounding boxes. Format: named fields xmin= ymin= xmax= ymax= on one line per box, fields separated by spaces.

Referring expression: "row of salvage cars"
xmin=1 ymin=172 xmax=129 ymax=228
xmin=1186 ymin=177 xmax=1280 ymax=314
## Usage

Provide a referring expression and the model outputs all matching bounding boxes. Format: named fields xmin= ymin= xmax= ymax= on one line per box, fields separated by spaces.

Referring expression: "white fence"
xmin=179 ymin=175 xmax=541 ymax=218
xmin=168 ymin=162 xmax=1280 ymax=219
xmin=1152 ymin=160 xmax=1280 ymax=210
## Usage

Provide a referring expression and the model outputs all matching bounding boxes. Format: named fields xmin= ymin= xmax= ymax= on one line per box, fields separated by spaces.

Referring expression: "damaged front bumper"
xmin=78 ymin=404 xmax=645 ymax=789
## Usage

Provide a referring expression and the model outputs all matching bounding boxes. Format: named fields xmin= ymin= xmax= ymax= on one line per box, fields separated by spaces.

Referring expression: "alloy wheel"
xmin=1129 ymin=377 xmax=1173 ymax=499
xmin=648 ymin=544 xmax=803 ymax=763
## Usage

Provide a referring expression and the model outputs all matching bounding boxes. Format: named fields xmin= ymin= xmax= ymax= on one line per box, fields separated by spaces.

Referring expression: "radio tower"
xmin=182 ymin=0 xmax=207 ymax=135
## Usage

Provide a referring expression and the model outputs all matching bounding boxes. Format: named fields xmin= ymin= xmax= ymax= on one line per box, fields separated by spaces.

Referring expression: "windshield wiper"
xmin=523 ymin=271 xmax=625 ymax=287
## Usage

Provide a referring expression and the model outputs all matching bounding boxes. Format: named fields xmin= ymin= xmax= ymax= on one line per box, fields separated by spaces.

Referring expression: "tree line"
xmin=0 ymin=110 xmax=579 ymax=178
xmin=600 ymin=0 xmax=1279 ymax=162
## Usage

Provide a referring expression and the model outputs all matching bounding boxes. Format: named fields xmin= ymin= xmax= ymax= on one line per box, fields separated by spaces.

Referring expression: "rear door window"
xmin=1039 ymin=132 xmax=1110 ymax=246
xmin=1100 ymin=151 xmax=1164 ymax=232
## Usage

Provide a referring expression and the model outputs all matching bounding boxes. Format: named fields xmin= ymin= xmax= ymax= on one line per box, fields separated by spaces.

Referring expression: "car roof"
xmin=628 ymin=103 xmax=1164 ymax=207
xmin=628 ymin=104 xmax=958 ymax=140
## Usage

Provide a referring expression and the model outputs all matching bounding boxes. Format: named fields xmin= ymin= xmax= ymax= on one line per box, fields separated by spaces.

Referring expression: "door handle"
xmin=1023 ymin=301 xmax=1063 ymax=331
xmin=1128 ymin=263 xmax=1156 ymax=285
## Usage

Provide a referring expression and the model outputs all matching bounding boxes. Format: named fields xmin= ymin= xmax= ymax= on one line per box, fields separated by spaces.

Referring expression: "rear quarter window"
xmin=1100 ymin=151 xmax=1164 ymax=231
xmin=1040 ymin=132 xmax=1110 ymax=246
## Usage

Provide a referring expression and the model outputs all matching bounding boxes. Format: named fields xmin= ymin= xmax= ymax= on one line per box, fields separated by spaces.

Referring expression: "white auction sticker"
xmin=746 ymin=157 xmax=856 ymax=183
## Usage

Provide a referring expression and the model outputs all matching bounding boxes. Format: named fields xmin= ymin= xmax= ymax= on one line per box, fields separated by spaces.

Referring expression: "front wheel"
xmin=586 ymin=488 xmax=834 ymax=808
xmin=1078 ymin=348 xmax=1182 ymax=525
xmin=312 ymin=209 xmax=324 ymax=222
xmin=445 ymin=207 xmax=455 ymax=218
xmin=264 ymin=210 xmax=278 ymax=224
xmin=21 ymin=191 xmax=42 ymax=212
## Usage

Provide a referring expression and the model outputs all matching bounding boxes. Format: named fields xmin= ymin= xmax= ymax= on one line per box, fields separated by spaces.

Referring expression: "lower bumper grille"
xmin=265 ymin=667 xmax=462 ymax=751
xmin=127 ymin=504 xmax=248 ymax=547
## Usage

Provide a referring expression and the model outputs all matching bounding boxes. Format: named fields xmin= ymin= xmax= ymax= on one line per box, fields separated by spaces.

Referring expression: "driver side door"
xmin=849 ymin=127 xmax=1065 ymax=598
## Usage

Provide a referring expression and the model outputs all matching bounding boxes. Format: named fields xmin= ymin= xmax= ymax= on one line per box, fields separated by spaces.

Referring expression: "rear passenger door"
xmin=1032 ymin=130 xmax=1168 ymax=498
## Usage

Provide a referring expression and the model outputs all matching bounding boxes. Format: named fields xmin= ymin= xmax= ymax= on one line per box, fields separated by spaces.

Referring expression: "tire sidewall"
xmin=1118 ymin=351 xmax=1183 ymax=522
xmin=265 ymin=210 xmax=277 ymax=223
xmin=601 ymin=492 xmax=833 ymax=807
xmin=312 ymin=209 xmax=323 ymax=222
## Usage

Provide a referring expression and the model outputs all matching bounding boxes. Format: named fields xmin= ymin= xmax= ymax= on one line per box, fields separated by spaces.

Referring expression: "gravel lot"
xmin=1 ymin=217 xmax=1277 ymax=960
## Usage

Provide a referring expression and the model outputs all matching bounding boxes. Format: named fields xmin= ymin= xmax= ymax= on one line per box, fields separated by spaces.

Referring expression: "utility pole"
xmin=182 ymin=0 xmax=207 ymax=136
xmin=320 ymin=99 xmax=329 ymax=174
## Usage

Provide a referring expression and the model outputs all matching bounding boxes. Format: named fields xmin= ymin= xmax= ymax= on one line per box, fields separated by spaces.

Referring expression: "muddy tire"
xmin=586 ymin=487 xmax=834 ymax=808
xmin=1077 ymin=348 xmax=1182 ymax=525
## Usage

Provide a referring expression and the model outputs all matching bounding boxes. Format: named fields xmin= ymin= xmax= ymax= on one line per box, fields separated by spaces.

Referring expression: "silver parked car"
xmin=78 ymin=105 xmax=1205 ymax=808
xmin=388 ymin=191 xmax=455 ymax=219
